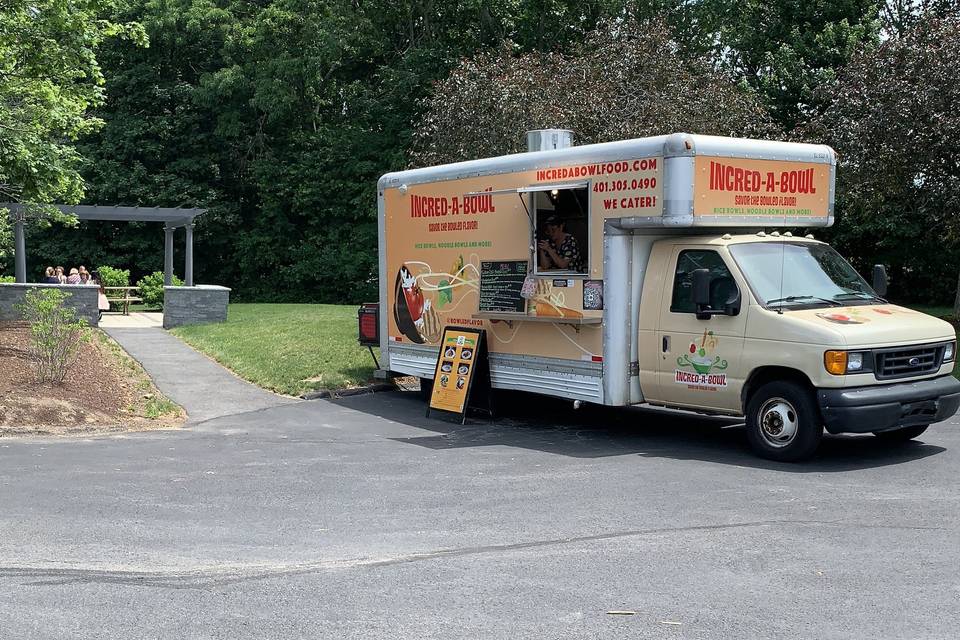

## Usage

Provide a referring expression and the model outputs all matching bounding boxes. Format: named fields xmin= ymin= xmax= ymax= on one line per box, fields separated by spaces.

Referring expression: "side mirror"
xmin=872 ymin=264 xmax=888 ymax=297
xmin=724 ymin=288 xmax=742 ymax=317
xmin=692 ymin=269 xmax=711 ymax=307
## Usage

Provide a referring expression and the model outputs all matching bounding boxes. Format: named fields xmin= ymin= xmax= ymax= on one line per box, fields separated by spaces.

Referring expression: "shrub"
xmin=0 ymin=275 xmax=14 ymax=283
xmin=96 ymin=265 xmax=130 ymax=289
xmin=96 ymin=266 xmax=132 ymax=311
xmin=136 ymin=271 xmax=182 ymax=309
xmin=17 ymin=288 xmax=89 ymax=384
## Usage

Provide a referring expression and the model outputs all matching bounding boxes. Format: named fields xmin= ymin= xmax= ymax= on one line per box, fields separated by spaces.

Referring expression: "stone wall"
xmin=163 ymin=285 xmax=230 ymax=329
xmin=0 ymin=283 xmax=100 ymax=326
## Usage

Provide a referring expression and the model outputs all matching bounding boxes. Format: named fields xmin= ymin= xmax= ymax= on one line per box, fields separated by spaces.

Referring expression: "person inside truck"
xmin=537 ymin=215 xmax=583 ymax=272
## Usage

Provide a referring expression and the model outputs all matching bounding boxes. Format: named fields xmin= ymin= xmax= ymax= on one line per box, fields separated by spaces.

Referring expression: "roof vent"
xmin=526 ymin=129 xmax=574 ymax=152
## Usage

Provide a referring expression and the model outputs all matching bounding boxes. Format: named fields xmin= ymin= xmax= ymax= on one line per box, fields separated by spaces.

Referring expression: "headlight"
xmin=847 ymin=352 xmax=864 ymax=372
xmin=824 ymin=350 xmax=869 ymax=375
xmin=945 ymin=342 xmax=956 ymax=362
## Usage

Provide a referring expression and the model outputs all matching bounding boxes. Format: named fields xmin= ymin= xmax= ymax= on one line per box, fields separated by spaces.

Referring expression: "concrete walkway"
xmin=104 ymin=327 xmax=296 ymax=422
xmin=100 ymin=311 xmax=163 ymax=329
xmin=100 ymin=311 xmax=163 ymax=330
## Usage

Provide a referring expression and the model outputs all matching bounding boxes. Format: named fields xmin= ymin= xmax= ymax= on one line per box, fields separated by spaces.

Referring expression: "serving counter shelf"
xmin=471 ymin=311 xmax=602 ymax=332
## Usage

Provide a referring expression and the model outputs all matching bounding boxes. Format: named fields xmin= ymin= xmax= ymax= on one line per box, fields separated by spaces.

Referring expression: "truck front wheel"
xmin=746 ymin=381 xmax=822 ymax=461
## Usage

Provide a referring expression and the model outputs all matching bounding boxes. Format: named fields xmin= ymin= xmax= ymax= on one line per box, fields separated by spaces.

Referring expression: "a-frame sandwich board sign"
xmin=427 ymin=326 xmax=492 ymax=424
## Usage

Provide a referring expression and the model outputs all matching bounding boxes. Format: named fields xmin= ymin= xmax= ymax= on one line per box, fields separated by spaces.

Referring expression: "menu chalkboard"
xmin=479 ymin=261 xmax=528 ymax=313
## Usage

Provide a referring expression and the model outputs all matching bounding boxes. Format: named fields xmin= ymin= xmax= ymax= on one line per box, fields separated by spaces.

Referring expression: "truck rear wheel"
xmin=745 ymin=381 xmax=822 ymax=461
xmin=872 ymin=425 xmax=928 ymax=442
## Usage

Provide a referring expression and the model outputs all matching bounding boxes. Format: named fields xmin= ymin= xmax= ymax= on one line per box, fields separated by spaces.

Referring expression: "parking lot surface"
xmin=0 ymin=390 xmax=957 ymax=639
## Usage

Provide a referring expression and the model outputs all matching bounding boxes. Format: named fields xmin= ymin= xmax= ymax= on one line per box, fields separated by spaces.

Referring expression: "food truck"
xmin=370 ymin=131 xmax=960 ymax=460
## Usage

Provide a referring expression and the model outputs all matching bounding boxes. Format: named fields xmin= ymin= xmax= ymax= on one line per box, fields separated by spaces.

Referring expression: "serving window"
xmin=530 ymin=186 xmax=589 ymax=275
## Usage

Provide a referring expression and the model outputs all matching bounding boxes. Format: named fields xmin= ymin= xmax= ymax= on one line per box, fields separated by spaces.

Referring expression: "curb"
xmin=301 ymin=382 xmax=396 ymax=400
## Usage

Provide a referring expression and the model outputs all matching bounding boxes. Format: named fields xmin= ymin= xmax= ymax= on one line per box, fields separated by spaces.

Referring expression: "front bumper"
xmin=817 ymin=375 xmax=960 ymax=434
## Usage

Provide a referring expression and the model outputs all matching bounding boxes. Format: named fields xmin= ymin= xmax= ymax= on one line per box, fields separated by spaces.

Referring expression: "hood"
xmin=786 ymin=305 xmax=955 ymax=347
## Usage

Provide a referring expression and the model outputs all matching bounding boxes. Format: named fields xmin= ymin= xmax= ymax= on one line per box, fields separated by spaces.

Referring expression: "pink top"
xmin=66 ymin=274 xmax=82 ymax=284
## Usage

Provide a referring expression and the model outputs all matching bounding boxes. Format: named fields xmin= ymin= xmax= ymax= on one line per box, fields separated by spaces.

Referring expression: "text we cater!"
xmin=376 ymin=131 xmax=960 ymax=462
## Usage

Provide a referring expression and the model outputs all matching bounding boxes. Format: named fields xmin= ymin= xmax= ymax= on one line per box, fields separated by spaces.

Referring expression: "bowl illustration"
xmin=460 ymin=349 xmax=473 ymax=360
xmin=816 ymin=312 xmax=864 ymax=325
xmin=458 ymin=364 xmax=470 ymax=375
xmin=677 ymin=353 xmax=728 ymax=374
xmin=690 ymin=355 xmax=715 ymax=374
xmin=444 ymin=347 xmax=457 ymax=358
xmin=441 ymin=361 xmax=453 ymax=373
xmin=393 ymin=265 xmax=426 ymax=344
xmin=439 ymin=374 xmax=449 ymax=387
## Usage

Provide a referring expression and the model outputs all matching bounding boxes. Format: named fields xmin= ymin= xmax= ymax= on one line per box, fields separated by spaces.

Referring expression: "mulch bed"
xmin=0 ymin=322 xmax=184 ymax=436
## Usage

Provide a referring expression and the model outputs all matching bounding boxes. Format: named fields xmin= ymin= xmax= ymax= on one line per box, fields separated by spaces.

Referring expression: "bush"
xmin=137 ymin=271 xmax=182 ymax=309
xmin=17 ymin=289 xmax=89 ymax=384
xmin=96 ymin=265 xmax=129 ymax=289
xmin=0 ymin=275 xmax=14 ymax=283
xmin=96 ymin=265 xmax=132 ymax=312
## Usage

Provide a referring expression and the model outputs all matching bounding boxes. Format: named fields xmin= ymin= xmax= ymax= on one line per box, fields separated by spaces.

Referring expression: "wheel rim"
xmin=757 ymin=397 xmax=799 ymax=448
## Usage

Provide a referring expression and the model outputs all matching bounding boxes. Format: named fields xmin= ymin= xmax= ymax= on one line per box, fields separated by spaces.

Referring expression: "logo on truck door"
xmin=675 ymin=330 xmax=728 ymax=389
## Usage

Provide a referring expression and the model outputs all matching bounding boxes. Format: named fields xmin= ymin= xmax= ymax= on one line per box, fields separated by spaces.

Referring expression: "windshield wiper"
xmin=834 ymin=291 xmax=888 ymax=303
xmin=766 ymin=295 xmax=843 ymax=308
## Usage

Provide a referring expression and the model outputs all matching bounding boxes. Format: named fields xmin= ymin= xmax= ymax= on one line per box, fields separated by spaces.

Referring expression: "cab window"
xmin=671 ymin=250 xmax=738 ymax=313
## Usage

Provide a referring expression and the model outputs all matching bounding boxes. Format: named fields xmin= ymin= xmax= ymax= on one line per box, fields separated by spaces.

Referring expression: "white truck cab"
xmin=635 ymin=233 xmax=958 ymax=459
xmin=372 ymin=132 xmax=960 ymax=460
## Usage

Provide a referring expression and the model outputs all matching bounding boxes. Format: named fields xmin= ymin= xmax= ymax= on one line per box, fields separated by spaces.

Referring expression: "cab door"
xmin=652 ymin=246 xmax=748 ymax=412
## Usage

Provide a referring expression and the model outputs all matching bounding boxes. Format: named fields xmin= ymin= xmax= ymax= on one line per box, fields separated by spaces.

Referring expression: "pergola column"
xmin=14 ymin=217 xmax=26 ymax=283
xmin=164 ymin=225 xmax=174 ymax=286
xmin=184 ymin=223 xmax=194 ymax=287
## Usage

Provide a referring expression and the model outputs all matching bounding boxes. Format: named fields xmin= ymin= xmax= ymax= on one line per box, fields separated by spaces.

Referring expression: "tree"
xmin=33 ymin=0 xmax=644 ymax=300
xmin=0 ymin=0 xmax=144 ymax=268
xmin=808 ymin=14 xmax=960 ymax=306
xmin=410 ymin=17 xmax=778 ymax=166
xmin=881 ymin=0 xmax=958 ymax=35
xmin=699 ymin=0 xmax=880 ymax=129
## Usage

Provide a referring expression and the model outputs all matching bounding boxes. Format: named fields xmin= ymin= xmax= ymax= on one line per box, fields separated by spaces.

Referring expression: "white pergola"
xmin=4 ymin=204 xmax=206 ymax=286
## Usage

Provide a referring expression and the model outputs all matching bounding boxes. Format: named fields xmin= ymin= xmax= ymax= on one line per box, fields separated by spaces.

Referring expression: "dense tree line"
xmin=2 ymin=0 xmax=958 ymax=304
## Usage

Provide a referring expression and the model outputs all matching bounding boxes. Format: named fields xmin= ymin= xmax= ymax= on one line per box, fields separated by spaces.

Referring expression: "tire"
xmin=745 ymin=380 xmax=823 ymax=461
xmin=872 ymin=425 xmax=928 ymax=442
xmin=418 ymin=377 xmax=433 ymax=401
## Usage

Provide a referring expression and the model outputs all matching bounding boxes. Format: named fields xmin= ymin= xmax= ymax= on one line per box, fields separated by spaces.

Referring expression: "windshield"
xmin=729 ymin=242 xmax=878 ymax=308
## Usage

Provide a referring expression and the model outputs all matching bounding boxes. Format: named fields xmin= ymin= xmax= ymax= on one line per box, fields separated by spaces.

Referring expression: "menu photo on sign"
xmin=427 ymin=327 xmax=491 ymax=423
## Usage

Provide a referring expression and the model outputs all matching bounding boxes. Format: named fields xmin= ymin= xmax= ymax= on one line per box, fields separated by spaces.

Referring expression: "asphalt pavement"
xmin=0 ymin=386 xmax=957 ymax=639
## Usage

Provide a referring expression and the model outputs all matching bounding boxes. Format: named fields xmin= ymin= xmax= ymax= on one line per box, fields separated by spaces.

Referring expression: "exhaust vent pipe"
xmin=526 ymin=129 xmax=574 ymax=152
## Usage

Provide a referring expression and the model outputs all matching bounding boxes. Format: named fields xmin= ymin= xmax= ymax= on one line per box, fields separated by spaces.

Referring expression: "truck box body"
xmin=377 ymin=133 xmax=836 ymax=406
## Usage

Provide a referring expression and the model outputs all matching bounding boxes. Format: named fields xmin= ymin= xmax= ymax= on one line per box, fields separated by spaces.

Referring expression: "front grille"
xmin=874 ymin=344 xmax=945 ymax=380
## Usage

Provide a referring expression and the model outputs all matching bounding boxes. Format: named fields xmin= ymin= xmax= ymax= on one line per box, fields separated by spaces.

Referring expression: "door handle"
xmin=662 ymin=335 xmax=670 ymax=353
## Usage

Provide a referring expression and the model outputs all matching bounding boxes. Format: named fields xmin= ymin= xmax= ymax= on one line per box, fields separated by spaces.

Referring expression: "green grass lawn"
xmin=168 ymin=302 xmax=958 ymax=397
xmin=170 ymin=304 xmax=379 ymax=396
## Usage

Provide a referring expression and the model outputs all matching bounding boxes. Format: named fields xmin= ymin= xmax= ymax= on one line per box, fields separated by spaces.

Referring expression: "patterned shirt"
xmin=546 ymin=234 xmax=583 ymax=272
